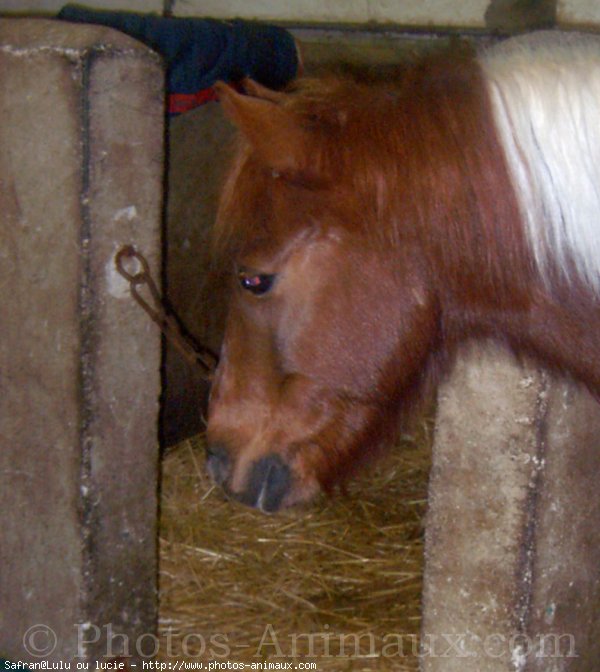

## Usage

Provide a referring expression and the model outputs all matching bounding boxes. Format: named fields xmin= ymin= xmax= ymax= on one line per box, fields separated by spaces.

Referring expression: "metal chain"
xmin=115 ymin=245 xmax=218 ymax=380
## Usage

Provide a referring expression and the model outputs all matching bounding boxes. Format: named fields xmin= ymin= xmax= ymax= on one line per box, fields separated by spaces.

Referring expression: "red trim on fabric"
xmin=168 ymin=88 xmax=219 ymax=114
xmin=168 ymin=82 xmax=248 ymax=115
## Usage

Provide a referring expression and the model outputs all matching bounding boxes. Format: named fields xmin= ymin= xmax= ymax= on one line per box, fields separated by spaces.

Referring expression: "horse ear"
xmin=241 ymin=78 xmax=286 ymax=103
xmin=215 ymin=81 xmax=309 ymax=177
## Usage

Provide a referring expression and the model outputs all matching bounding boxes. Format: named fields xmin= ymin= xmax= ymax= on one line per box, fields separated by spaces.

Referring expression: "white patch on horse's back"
xmin=480 ymin=31 xmax=600 ymax=292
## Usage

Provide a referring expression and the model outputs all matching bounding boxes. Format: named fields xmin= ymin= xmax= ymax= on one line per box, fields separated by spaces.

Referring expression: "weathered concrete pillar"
xmin=0 ymin=19 xmax=163 ymax=663
xmin=422 ymin=342 xmax=600 ymax=671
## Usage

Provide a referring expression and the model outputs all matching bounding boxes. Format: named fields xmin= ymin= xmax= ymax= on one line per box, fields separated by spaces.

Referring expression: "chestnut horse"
xmin=206 ymin=32 xmax=600 ymax=512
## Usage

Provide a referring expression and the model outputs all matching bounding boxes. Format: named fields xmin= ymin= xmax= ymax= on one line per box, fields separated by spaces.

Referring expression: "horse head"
xmin=205 ymin=79 xmax=439 ymax=511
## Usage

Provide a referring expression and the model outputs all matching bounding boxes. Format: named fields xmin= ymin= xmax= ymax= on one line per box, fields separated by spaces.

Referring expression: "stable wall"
xmin=1 ymin=0 xmax=600 ymax=30
xmin=0 ymin=19 xmax=163 ymax=664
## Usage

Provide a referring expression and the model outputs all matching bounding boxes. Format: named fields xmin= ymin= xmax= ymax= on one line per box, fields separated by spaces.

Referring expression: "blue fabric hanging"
xmin=58 ymin=5 xmax=300 ymax=114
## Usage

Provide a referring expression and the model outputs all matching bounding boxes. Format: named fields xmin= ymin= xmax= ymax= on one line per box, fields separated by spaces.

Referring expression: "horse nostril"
xmin=205 ymin=443 xmax=230 ymax=486
xmin=245 ymin=454 xmax=292 ymax=513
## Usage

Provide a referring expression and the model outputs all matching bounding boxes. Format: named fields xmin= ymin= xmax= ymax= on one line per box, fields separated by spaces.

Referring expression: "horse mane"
xmin=481 ymin=31 xmax=600 ymax=293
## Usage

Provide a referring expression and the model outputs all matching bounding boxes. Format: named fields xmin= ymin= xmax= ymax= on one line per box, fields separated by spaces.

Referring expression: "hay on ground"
xmin=158 ymin=417 xmax=433 ymax=671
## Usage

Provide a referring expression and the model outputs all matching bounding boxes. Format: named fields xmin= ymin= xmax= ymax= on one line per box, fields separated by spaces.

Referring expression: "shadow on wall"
xmin=484 ymin=0 xmax=556 ymax=32
xmin=162 ymin=101 xmax=235 ymax=446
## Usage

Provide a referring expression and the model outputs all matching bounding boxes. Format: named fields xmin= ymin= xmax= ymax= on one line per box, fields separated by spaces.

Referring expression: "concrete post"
xmin=0 ymin=19 xmax=163 ymax=663
xmin=422 ymin=342 xmax=600 ymax=671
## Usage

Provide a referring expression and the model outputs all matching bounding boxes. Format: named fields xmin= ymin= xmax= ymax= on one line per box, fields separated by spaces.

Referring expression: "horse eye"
xmin=238 ymin=272 xmax=276 ymax=296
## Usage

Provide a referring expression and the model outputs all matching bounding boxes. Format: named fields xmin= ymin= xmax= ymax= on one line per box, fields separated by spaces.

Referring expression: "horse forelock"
xmin=210 ymin=69 xmax=411 ymax=264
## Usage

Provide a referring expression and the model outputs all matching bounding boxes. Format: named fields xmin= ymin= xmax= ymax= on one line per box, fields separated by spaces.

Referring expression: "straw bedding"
xmin=158 ymin=417 xmax=433 ymax=671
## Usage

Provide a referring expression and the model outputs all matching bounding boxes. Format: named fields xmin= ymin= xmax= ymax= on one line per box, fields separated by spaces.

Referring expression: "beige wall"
xmin=559 ymin=0 xmax=600 ymax=25
xmin=174 ymin=0 xmax=490 ymax=27
xmin=0 ymin=0 xmax=161 ymax=14
xmin=0 ymin=0 xmax=599 ymax=29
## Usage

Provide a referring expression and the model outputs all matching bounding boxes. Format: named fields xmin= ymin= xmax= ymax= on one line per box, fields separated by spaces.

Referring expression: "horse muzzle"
xmin=205 ymin=443 xmax=292 ymax=513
